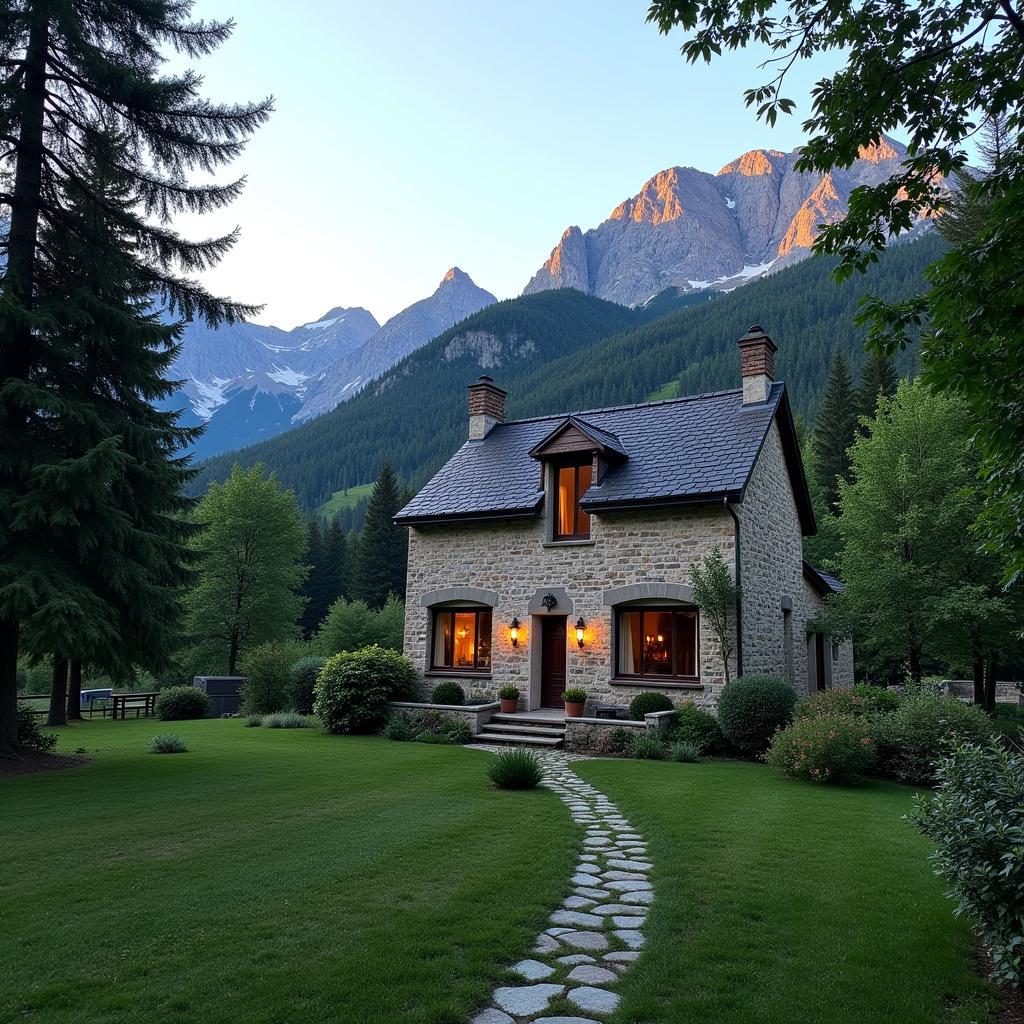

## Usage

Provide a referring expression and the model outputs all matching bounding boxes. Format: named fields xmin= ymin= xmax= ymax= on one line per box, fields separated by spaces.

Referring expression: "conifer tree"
xmin=352 ymin=464 xmax=407 ymax=609
xmin=298 ymin=517 xmax=349 ymax=636
xmin=856 ymin=352 xmax=899 ymax=424
xmin=0 ymin=3 xmax=270 ymax=755
xmin=812 ymin=351 xmax=858 ymax=513
xmin=298 ymin=518 xmax=324 ymax=636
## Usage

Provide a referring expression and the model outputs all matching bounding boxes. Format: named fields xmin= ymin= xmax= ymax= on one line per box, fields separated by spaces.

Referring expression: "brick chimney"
xmin=737 ymin=325 xmax=778 ymax=404
xmin=467 ymin=375 xmax=506 ymax=439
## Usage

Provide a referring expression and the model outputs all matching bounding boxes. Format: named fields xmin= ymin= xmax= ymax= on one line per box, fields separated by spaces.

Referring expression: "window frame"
xmin=429 ymin=606 xmax=493 ymax=674
xmin=551 ymin=458 xmax=593 ymax=542
xmin=613 ymin=605 xmax=701 ymax=682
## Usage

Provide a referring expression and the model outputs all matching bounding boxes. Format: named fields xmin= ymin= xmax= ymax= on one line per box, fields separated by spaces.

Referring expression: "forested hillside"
xmin=190 ymin=289 xmax=648 ymax=508
xmin=514 ymin=232 xmax=939 ymax=425
xmin=191 ymin=234 xmax=940 ymax=511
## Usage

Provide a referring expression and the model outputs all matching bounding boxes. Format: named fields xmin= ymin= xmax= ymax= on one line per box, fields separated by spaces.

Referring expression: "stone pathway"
xmin=470 ymin=748 xmax=653 ymax=1024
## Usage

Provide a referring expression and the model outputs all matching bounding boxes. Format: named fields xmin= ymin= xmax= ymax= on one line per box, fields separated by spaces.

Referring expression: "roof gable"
xmin=528 ymin=415 xmax=628 ymax=461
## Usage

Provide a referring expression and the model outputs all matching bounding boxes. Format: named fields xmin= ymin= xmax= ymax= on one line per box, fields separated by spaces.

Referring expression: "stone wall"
xmin=404 ymin=505 xmax=736 ymax=710
xmin=387 ymin=701 xmax=499 ymax=736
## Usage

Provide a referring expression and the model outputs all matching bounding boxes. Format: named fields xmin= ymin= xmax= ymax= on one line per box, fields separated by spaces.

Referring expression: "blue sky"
xmin=183 ymin=0 xmax=842 ymax=327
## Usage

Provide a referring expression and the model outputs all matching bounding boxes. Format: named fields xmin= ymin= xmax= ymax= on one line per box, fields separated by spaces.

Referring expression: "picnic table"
xmin=110 ymin=691 xmax=158 ymax=720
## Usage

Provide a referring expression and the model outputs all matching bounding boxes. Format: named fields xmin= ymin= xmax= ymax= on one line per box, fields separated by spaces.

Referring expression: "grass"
xmin=575 ymin=758 xmax=993 ymax=1024
xmin=646 ymin=379 xmax=680 ymax=401
xmin=316 ymin=481 xmax=375 ymax=518
xmin=1 ymin=718 xmax=576 ymax=1024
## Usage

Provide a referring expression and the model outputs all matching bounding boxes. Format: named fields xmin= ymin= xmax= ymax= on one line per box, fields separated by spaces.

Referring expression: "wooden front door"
xmin=540 ymin=617 xmax=567 ymax=708
xmin=815 ymin=633 xmax=827 ymax=691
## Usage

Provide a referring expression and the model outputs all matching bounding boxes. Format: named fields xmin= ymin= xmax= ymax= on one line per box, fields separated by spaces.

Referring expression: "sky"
xmin=179 ymin=0 xmax=844 ymax=328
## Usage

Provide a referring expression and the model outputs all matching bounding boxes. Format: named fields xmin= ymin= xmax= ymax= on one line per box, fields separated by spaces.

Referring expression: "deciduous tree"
xmin=690 ymin=545 xmax=739 ymax=684
xmin=184 ymin=465 xmax=307 ymax=675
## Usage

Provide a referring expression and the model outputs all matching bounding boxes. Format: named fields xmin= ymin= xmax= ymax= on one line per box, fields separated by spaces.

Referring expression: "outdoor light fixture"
xmin=510 ymin=618 xmax=520 ymax=647
xmin=575 ymin=617 xmax=586 ymax=648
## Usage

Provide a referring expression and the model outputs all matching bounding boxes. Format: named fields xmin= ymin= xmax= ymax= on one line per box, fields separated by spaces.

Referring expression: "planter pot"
xmin=564 ymin=701 xmax=585 ymax=718
xmin=499 ymin=698 xmax=519 ymax=713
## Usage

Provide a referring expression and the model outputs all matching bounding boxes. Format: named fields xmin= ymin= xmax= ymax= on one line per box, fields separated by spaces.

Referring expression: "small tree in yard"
xmin=185 ymin=466 xmax=308 ymax=675
xmin=690 ymin=546 xmax=738 ymax=684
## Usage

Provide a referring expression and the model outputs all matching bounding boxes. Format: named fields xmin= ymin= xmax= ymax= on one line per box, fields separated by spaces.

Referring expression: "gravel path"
xmin=470 ymin=748 xmax=652 ymax=1024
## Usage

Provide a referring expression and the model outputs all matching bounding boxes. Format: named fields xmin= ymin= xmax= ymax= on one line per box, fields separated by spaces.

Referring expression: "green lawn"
xmin=576 ymin=758 xmax=993 ymax=1024
xmin=2 ymin=723 xmax=992 ymax=1024
xmin=1 ymin=719 xmax=576 ymax=1024
xmin=316 ymin=481 xmax=375 ymax=519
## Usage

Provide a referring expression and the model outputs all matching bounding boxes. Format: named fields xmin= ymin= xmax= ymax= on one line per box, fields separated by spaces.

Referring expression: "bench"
xmin=110 ymin=692 xmax=158 ymax=720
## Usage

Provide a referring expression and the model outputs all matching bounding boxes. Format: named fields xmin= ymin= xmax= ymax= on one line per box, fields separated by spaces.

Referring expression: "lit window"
xmin=555 ymin=461 xmax=593 ymax=540
xmin=616 ymin=607 xmax=699 ymax=680
xmin=431 ymin=608 xmax=492 ymax=672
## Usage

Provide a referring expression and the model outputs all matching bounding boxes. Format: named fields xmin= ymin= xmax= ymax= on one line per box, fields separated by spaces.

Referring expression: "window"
xmin=616 ymin=607 xmax=699 ymax=680
xmin=431 ymin=608 xmax=492 ymax=672
xmin=555 ymin=461 xmax=593 ymax=540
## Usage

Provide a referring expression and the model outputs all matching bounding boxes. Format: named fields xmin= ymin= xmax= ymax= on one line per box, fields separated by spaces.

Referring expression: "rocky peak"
xmin=717 ymin=149 xmax=786 ymax=177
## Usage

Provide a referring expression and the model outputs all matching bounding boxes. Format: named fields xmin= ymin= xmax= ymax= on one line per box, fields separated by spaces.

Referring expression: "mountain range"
xmin=524 ymin=136 xmax=913 ymax=305
xmin=175 ymin=134 xmax=927 ymax=460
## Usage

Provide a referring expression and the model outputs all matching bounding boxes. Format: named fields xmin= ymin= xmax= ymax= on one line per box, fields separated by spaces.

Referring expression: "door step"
xmin=484 ymin=721 xmax=566 ymax=738
xmin=491 ymin=711 xmax=567 ymax=726
xmin=475 ymin=731 xmax=564 ymax=748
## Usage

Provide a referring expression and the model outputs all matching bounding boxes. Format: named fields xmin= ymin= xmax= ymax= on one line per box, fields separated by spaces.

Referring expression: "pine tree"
xmin=298 ymin=519 xmax=324 ymax=636
xmin=0 ymin=4 xmax=270 ymax=755
xmin=856 ymin=352 xmax=900 ymax=423
xmin=298 ymin=517 xmax=349 ymax=636
xmin=352 ymin=464 xmax=408 ymax=609
xmin=813 ymin=350 xmax=858 ymax=513
xmin=184 ymin=466 xmax=308 ymax=675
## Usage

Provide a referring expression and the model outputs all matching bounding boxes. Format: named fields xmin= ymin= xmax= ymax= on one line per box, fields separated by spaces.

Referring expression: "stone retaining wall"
xmin=387 ymin=701 xmax=499 ymax=737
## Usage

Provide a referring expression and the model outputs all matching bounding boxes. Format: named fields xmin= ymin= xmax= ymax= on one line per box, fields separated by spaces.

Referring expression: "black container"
xmin=192 ymin=676 xmax=245 ymax=717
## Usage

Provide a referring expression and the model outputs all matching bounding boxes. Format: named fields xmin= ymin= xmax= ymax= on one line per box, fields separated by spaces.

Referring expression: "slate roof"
xmin=396 ymin=381 xmax=814 ymax=531
xmin=804 ymin=561 xmax=844 ymax=594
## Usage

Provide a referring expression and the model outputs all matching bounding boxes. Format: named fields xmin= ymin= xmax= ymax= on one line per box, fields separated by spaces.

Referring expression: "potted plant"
xmin=498 ymin=685 xmax=520 ymax=714
xmin=562 ymin=687 xmax=587 ymax=718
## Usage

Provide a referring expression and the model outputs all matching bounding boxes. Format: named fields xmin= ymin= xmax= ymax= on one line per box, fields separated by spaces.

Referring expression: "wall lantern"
xmin=510 ymin=618 xmax=520 ymax=647
xmin=575 ymin=617 xmax=586 ymax=648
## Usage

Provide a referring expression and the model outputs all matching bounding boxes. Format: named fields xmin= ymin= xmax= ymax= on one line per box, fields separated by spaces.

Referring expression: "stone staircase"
xmin=475 ymin=712 xmax=567 ymax=748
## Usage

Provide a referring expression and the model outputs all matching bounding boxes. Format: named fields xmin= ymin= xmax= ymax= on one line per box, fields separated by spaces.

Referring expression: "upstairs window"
xmin=555 ymin=461 xmax=593 ymax=540
xmin=616 ymin=607 xmax=699 ymax=681
xmin=431 ymin=608 xmax=492 ymax=672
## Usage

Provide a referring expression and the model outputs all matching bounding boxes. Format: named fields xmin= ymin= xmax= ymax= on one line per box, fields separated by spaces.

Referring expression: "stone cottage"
xmin=395 ymin=326 xmax=853 ymax=721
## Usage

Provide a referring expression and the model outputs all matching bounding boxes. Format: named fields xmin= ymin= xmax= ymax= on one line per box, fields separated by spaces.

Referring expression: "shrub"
xmin=561 ymin=687 xmax=587 ymax=704
xmin=609 ymin=727 xmax=634 ymax=753
xmin=431 ymin=680 xmax=465 ymax=706
xmin=443 ymin=718 xmax=472 ymax=744
xmin=487 ymin=748 xmax=543 ymax=789
xmin=629 ymin=691 xmax=674 ymax=719
xmin=382 ymin=714 xmax=419 ymax=741
xmin=15 ymin=703 xmax=57 ymax=752
xmin=630 ymin=734 xmax=667 ymax=760
xmin=498 ymin=685 xmax=520 ymax=701
xmin=244 ymin=713 xmax=263 ymax=728
xmin=155 ymin=685 xmax=212 ymax=721
xmin=873 ymin=693 xmax=993 ymax=785
xmin=288 ymin=656 xmax=326 ymax=715
xmin=852 ymin=683 xmax=901 ymax=714
xmin=717 ymin=676 xmax=797 ymax=755
xmin=149 ymin=733 xmax=188 ymax=754
xmin=262 ymin=712 xmax=311 ymax=729
xmin=314 ymin=646 xmax=416 ymax=734
xmin=239 ymin=642 xmax=294 ymax=715
xmin=669 ymin=740 xmax=702 ymax=763
xmin=766 ymin=714 xmax=877 ymax=784
xmin=794 ymin=689 xmax=866 ymax=719
xmin=407 ymin=710 xmax=471 ymax=745
xmin=911 ymin=741 xmax=1024 ymax=987
xmin=667 ymin=701 xmax=725 ymax=754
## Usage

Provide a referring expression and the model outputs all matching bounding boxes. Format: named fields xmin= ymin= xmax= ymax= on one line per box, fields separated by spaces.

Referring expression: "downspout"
xmin=724 ymin=497 xmax=743 ymax=679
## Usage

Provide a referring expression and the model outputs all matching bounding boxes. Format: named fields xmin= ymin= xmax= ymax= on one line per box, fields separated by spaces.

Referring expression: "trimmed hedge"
xmin=431 ymin=680 xmax=465 ymax=706
xmin=716 ymin=676 xmax=796 ymax=755
xmin=628 ymin=692 xmax=674 ymax=719
xmin=155 ymin=686 xmax=212 ymax=721
xmin=314 ymin=646 xmax=417 ymax=735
